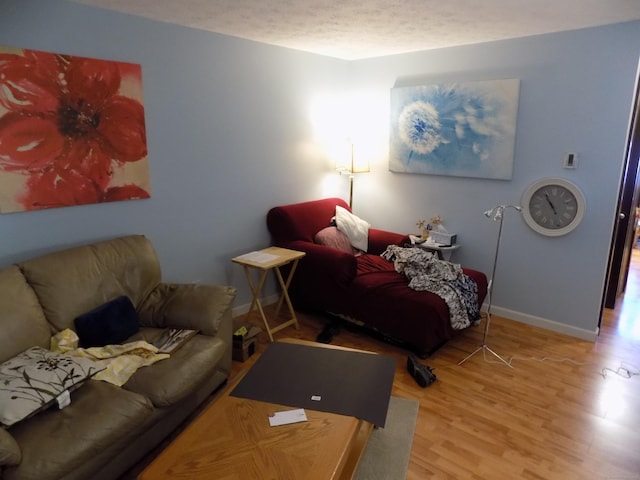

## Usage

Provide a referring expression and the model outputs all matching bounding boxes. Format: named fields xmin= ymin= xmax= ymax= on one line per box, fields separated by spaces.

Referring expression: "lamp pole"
xmin=349 ymin=143 xmax=354 ymax=209
xmin=458 ymin=204 xmax=521 ymax=367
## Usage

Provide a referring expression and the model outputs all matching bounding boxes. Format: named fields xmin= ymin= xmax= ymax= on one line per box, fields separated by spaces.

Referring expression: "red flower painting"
xmin=0 ymin=46 xmax=150 ymax=213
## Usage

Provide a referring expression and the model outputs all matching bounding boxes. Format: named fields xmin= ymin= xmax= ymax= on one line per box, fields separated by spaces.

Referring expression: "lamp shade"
xmin=336 ymin=143 xmax=370 ymax=175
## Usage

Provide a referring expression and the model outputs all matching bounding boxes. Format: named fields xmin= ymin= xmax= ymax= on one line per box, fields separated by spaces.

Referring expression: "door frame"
xmin=602 ymin=60 xmax=640 ymax=315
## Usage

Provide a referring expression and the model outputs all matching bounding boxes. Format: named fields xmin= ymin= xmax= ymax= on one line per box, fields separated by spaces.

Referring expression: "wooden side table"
xmin=232 ymin=246 xmax=306 ymax=342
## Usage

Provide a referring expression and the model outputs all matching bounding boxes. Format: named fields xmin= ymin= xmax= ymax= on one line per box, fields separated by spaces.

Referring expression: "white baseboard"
xmin=490 ymin=306 xmax=599 ymax=342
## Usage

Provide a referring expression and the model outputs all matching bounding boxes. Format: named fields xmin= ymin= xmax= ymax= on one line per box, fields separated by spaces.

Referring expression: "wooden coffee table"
xmin=138 ymin=341 xmax=375 ymax=480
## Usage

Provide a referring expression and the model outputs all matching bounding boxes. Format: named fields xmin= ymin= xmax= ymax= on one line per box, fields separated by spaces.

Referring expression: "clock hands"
xmin=544 ymin=193 xmax=566 ymax=228
xmin=532 ymin=189 xmax=576 ymax=228
xmin=544 ymin=193 xmax=558 ymax=215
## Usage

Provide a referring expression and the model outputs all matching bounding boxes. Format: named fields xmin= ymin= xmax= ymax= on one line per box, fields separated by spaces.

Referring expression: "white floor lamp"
xmin=458 ymin=204 xmax=521 ymax=368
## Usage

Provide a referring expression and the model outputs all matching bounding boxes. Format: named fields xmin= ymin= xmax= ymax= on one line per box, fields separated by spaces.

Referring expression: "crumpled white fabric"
xmin=51 ymin=329 xmax=169 ymax=387
xmin=335 ymin=205 xmax=370 ymax=252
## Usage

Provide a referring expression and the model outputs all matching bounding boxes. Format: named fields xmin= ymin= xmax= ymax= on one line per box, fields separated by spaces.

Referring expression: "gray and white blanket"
xmin=381 ymin=245 xmax=480 ymax=330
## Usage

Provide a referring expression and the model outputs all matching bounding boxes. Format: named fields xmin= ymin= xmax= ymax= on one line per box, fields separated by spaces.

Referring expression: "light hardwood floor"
xmin=233 ymin=253 xmax=640 ymax=479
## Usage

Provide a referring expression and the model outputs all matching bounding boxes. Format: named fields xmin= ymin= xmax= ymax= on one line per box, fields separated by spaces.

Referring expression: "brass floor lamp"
xmin=336 ymin=143 xmax=369 ymax=209
xmin=458 ymin=204 xmax=521 ymax=368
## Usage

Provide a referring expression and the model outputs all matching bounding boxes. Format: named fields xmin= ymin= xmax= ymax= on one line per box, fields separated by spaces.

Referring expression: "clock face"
xmin=521 ymin=178 xmax=585 ymax=236
xmin=529 ymin=185 xmax=577 ymax=229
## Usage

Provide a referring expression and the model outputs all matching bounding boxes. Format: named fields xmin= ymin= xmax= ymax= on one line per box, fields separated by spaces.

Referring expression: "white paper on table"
xmin=237 ymin=251 xmax=279 ymax=264
xmin=268 ymin=408 xmax=307 ymax=427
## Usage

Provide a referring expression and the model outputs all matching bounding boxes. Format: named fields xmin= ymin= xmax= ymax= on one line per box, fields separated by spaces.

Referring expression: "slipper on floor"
xmin=407 ymin=355 xmax=437 ymax=387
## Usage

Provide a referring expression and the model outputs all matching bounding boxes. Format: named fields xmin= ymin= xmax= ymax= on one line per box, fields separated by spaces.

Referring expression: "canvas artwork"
xmin=0 ymin=46 xmax=150 ymax=213
xmin=389 ymin=79 xmax=520 ymax=180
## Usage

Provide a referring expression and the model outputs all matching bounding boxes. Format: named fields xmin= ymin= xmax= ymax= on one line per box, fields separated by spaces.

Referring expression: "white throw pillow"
xmin=335 ymin=205 xmax=370 ymax=252
xmin=0 ymin=347 xmax=102 ymax=427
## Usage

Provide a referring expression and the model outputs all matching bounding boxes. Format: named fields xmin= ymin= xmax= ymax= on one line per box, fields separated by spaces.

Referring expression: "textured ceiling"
xmin=71 ymin=0 xmax=640 ymax=60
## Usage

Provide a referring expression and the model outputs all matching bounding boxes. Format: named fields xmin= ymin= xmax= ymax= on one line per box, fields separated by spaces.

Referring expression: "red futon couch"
xmin=267 ymin=198 xmax=488 ymax=356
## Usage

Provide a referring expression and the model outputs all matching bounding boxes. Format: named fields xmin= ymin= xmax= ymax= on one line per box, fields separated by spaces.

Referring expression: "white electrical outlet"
xmin=564 ymin=152 xmax=578 ymax=169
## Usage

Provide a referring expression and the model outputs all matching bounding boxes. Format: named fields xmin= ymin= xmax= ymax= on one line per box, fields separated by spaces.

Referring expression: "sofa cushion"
xmin=0 ymin=347 xmax=103 ymax=427
xmin=17 ymin=235 xmax=161 ymax=333
xmin=314 ymin=226 xmax=358 ymax=254
xmin=4 ymin=380 xmax=154 ymax=480
xmin=0 ymin=266 xmax=52 ymax=364
xmin=138 ymin=283 xmax=236 ymax=336
xmin=74 ymin=295 xmax=140 ymax=348
xmin=123 ymin=332 xmax=226 ymax=407
xmin=0 ymin=429 xmax=21 ymax=466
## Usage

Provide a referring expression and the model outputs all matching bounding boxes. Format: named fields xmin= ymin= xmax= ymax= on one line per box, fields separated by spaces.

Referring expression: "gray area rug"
xmin=355 ymin=396 xmax=419 ymax=480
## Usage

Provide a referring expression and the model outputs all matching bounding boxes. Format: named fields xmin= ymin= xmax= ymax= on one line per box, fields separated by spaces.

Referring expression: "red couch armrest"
xmin=280 ymin=240 xmax=357 ymax=286
xmin=368 ymin=229 xmax=410 ymax=255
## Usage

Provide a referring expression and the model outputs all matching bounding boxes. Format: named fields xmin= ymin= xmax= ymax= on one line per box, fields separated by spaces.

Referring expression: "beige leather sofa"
xmin=0 ymin=235 xmax=236 ymax=480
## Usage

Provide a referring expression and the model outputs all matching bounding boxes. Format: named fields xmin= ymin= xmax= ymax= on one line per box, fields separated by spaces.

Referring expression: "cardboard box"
xmin=233 ymin=336 xmax=257 ymax=362
xmin=232 ymin=320 xmax=261 ymax=362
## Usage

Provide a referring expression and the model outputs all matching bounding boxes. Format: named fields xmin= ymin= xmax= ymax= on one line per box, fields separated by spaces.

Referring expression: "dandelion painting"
xmin=389 ymin=79 xmax=520 ymax=179
xmin=0 ymin=46 xmax=150 ymax=213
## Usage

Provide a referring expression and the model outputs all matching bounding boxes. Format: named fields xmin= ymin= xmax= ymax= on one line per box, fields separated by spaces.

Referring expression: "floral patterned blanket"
xmin=381 ymin=245 xmax=480 ymax=330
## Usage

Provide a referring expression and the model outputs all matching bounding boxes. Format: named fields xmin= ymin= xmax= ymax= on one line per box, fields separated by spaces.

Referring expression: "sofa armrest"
xmin=281 ymin=240 xmax=357 ymax=286
xmin=368 ymin=229 xmax=410 ymax=255
xmin=0 ymin=428 xmax=21 ymax=467
xmin=137 ymin=284 xmax=236 ymax=337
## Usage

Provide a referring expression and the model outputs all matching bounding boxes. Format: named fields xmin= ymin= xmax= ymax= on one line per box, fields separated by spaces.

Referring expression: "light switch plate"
xmin=564 ymin=152 xmax=578 ymax=169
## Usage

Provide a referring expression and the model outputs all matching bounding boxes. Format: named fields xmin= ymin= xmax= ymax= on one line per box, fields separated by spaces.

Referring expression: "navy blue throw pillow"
xmin=74 ymin=296 xmax=140 ymax=348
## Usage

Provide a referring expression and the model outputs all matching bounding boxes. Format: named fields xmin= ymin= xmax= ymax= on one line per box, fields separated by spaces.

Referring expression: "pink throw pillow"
xmin=314 ymin=227 xmax=357 ymax=255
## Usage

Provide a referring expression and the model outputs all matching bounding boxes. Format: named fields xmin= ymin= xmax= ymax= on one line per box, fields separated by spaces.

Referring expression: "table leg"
xmin=242 ymin=265 xmax=274 ymax=342
xmin=262 ymin=261 xmax=299 ymax=338
xmin=273 ymin=259 xmax=300 ymax=319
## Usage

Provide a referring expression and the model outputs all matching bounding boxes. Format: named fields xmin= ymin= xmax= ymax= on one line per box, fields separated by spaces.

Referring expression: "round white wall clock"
xmin=521 ymin=177 xmax=586 ymax=237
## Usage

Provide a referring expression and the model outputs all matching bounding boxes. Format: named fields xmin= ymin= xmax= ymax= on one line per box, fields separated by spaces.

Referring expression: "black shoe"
xmin=316 ymin=324 xmax=340 ymax=344
xmin=407 ymin=355 xmax=437 ymax=388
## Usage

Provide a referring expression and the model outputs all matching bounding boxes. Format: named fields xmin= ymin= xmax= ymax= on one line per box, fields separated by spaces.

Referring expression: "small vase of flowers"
xmin=416 ymin=219 xmax=429 ymax=240
xmin=430 ymin=215 xmax=446 ymax=233
xmin=416 ymin=215 xmax=445 ymax=240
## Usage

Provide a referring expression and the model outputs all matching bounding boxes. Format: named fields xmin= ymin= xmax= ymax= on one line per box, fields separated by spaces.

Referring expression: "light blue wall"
xmin=1 ymin=0 xmax=639 ymax=338
xmin=347 ymin=22 xmax=640 ymax=337
xmin=0 ymin=0 xmax=350 ymax=304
